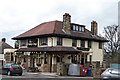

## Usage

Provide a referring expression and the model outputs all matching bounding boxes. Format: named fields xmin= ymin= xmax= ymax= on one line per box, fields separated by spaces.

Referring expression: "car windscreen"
xmin=11 ymin=64 xmax=20 ymax=68
xmin=111 ymin=69 xmax=120 ymax=75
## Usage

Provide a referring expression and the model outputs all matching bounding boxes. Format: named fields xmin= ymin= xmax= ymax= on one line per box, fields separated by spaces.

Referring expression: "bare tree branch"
xmin=104 ymin=25 xmax=120 ymax=58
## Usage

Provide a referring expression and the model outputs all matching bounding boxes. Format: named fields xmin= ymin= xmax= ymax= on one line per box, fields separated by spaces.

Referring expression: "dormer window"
xmin=73 ymin=25 xmax=76 ymax=31
xmin=81 ymin=27 xmax=85 ymax=32
xmin=71 ymin=24 xmax=85 ymax=32
xmin=76 ymin=25 xmax=78 ymax=31
xmin=78 ymin=26 xmax=81 ymax=31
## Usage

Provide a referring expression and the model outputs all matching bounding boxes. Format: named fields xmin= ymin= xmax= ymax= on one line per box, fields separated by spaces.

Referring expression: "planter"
xmin=27 ymin=67 xmax=39 ymax=72
xmin=36 ymin=63 xmax=41 ymax=66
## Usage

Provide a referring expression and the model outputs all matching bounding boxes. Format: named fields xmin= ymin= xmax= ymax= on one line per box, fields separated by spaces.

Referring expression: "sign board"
xmin=111 ymin=64 xmax=120 ymax=68
xmin=77 ymin=47 xmax=90 ymax=51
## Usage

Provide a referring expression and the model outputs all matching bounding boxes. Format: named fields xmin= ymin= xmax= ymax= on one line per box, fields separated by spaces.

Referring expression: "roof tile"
xmin=12 ymin=20 xmax=108 ymax=42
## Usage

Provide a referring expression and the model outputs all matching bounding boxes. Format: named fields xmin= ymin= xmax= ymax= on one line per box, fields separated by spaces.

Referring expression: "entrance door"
xmin=81 ymin=55 xmax=84 ymax=65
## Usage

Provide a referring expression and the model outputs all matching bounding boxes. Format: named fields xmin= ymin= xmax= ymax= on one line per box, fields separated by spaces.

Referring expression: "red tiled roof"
xmin=0 ymin=42 xmax=13 ymax=53
xmin=12 ymin=20 xmax=108 ymax=42
xmin=15 ymin=46 xmax=81 ymax=53
xmin=13 ymin=21 xmax=56 ymax=38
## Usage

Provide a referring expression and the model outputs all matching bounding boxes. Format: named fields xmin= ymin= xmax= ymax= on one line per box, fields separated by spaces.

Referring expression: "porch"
xmin=15 ymin=46 xmax=90 ymax=73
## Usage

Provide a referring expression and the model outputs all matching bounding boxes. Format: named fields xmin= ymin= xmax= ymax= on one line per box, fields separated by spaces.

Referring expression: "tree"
xmin=104 ymin=25 xmax=120 ymax=63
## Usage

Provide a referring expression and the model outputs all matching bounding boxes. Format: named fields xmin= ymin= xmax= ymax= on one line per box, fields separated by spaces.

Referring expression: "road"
xmin=0 ymin=70 xmax=100 ymax=80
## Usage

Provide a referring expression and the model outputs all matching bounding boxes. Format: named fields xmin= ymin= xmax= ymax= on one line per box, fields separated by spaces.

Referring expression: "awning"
xmin=15 ymin=46 xmax=81 ymax=53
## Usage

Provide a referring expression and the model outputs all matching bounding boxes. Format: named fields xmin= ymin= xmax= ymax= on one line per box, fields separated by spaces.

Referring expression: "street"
xmin=0 ymin=70 xmax=100 ymax=80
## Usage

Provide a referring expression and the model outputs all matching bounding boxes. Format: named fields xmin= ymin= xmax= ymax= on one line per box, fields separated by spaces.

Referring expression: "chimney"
xmin=91 ymin=20 xmax=97 ymax=35
xmin=63 ymin=13 xmax=71 ymax=34
xmin=1 ymin=38 xmax=6 ymax=43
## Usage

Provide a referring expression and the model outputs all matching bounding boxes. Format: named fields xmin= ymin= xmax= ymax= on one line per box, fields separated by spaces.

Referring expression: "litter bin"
xmin=87 ymin=67 xmax=91 ymax=76
xmin=80 ymin=65 xmax=87 ymax=76
xmin=68 ymin=63 xmax=80 ymax=76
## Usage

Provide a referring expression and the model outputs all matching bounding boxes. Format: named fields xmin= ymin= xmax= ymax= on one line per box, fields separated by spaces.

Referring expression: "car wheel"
xmin=18 ymin=73 xmax=22 ymax=76
xmin=7 ymin=71 xmax=11 ymax=76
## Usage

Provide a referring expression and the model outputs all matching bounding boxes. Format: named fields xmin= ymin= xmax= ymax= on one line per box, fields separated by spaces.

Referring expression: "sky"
xmin=0 ymin=0 xmax=119 ymax=47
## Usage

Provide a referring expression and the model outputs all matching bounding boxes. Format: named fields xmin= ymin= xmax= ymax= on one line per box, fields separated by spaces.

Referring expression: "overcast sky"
xmin=0 ymin=0 xmax=119 ymax=47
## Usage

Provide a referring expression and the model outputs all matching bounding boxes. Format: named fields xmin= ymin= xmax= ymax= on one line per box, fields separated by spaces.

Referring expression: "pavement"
xmin=25 ymin=71 xmax=94 ymax=78
xmin=28 ymin=72 xmax=101 ymax=80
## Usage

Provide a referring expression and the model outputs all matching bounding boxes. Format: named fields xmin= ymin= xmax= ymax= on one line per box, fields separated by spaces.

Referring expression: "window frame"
xmin=11 ymin=53 xmax=14 ymax=61
xmin=73 ymin=25 xmax=76 ymax=31
xmin=28 ymin=38 xmax=38 ymax=47
xmin=88 ymin=41 xmax=92 ymax=48
xmin=76 ymin=25 xmax=78 ymax=31
xmin=39 ymin=37 xmax=48 ymax=46
xmin=44 ymin=54 xmax=48 ymax=64
xmin=90 ymin=55 xmax=92 ymax=64
xmin=99 ymin=42 xmax=103 ymax=49
xmin=20 ymin=40 xmax=27 ymax=46
xmin=72 ymin=39 xmax=77 ymax=47
xmin=81 ymin=40 xmax=85 ymax=47
xmin=81 ymin=27 xmax=85 ymax=32
xmin=57 ymin=37 xmax=62 ymax=45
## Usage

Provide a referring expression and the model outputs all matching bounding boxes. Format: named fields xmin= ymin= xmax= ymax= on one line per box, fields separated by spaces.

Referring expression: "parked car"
xmin=101 ymin=68 xmax=120 ymax=80
xmin=2 ymin=63 xmax=23 ymax=76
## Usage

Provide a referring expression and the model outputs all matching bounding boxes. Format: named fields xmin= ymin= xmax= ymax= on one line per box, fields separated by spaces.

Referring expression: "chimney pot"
xmin=2 ymin=38 xmax=6 ymax=42
xmin=63 ymin=13 xmax=71 ymax=34
xmin=91 ymin=20 xmax=97 ymax=35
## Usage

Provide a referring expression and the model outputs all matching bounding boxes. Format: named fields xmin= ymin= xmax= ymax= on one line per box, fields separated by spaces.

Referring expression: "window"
xmin=81 ymin=55 xmax=84 ymax=65
xmin=5 ymin=53 xmax=15 ymax=62
xmin=15 ymin=40 xmax=19 ymax=49
xmin=20 ymin=40 xmax=27 ymax=46
xmin=90 ymin=55 xmax=92 ymax=64
xmin=85 ymin=55 xmax=87 ymax=63
xmin=88 ymin=41 xmax=92 ymax=48
xmin=11 ymin=64 xmax=20 ymax=68
xmin=39 ymin=38 xmax=48 ymax=46
xmin=99 ymin=42 xmax=102 ymax=49
xmin=72 ymin=24 xmax=85 ymax=32
xmin=3 ymin=64 xmax=11 ymax=68
xmin=57 ymin=56 xmax=61 ymax=62
xmin=28 ymin=38 xmax=38 ymax=47
xmin=81 ymin=27 xmax=85 ymax=32
xmin=44 ymin=54 xmax=48 ymax=64
xmin=78 ymin=26 xmax=81 ymax=31
xmin=11 ymin=53 xmax=14 ymax=61
xmin=23 ymin=58 xmax=26 ymax=62
xmin=72 ymin=39 xmax=77 ymax=47
xmin=76 ymin=25 xmax=78 ymax=31
xmin=71 ymin=55 xmax=76 ymax=63
xmin=5 ymin=53 xmax=10 ymax=61
xmin=81 ymin=40 xmax=85 ymax=47
xmin=73 ymin=25 xmax=76 ymax=31
xmin=57 ymin=37 xmax=62 ymax=45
